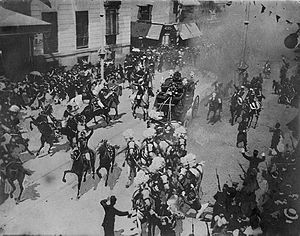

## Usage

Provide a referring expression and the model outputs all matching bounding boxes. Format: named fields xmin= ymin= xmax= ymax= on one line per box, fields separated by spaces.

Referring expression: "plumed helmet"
xmin=143 ymin=128 xmax=156 ymax=138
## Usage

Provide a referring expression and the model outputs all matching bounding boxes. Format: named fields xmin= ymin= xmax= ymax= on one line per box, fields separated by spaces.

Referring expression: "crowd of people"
xmin=0 ymin=43 xmax=299 ymax=236
xmin=209 ymin=58 xmax=300 ymax=235
xmin=272 ymin=55 xmax=300 ymax=108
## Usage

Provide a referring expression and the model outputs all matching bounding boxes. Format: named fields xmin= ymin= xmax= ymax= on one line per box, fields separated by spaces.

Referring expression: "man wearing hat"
xmin=100 ymin=195 xmax=130 ymax=236
xmin=62 ymin=105 xmax=75 ymax=128
xmin=241 ymin=149 xmax=266 ymax=172
xmin=269 ymin=122 xmax=282 ymax=155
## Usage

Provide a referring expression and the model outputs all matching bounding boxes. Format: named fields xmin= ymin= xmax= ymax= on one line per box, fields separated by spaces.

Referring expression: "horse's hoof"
xmin=10 ymin=194 xmax=13 ymax=198
xmin=62 ymin=178 xmax=66 ymax=183
xmin=83 ymin=178 xmax=86 ymax=182
xmin=105 ymin=183 xmax=108 ymax=187
xmin=77 ymin=195 xmax=80 ymax=199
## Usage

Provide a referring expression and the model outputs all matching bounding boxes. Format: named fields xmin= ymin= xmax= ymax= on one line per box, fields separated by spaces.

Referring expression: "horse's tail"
xmin=24 ymin=168 xmax=32 ymax=176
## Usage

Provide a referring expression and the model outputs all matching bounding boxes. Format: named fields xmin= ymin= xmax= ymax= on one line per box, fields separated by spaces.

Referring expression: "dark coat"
xmin=100 ymin=199 xmax=129 ymax=230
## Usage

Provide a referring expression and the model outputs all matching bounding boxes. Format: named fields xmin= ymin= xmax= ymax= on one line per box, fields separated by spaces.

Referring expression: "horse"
xmin=29 ymin=115 xmax=58 ymax=156
xmin=131 ymin=87 xmax=154 ymax=121
xmin=95 ymin=139 xmax=119 ymax=186
xmin=0 ymin=161 xmax=32 ymax=203
xmin=230 ymin=93 xmax=243 ymax=125
xmin=101 ymin=85 xmax=123 ymax=119
xmin=80 ymin=102 xmax=110 ymax=125
xmin=59 ymin=115 xmax=79 ymax=148
xmin=62 ymin=148 xmax=95 ymax=199
xmin=206 ymin=96 xmax=223 ymax=123
xmin=243 ymin=100 xmax=262 ymax=129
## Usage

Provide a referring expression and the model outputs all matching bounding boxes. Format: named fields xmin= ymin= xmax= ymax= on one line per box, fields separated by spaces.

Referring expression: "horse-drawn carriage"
xmin=154 ymin=72 xmax=200 ymax=127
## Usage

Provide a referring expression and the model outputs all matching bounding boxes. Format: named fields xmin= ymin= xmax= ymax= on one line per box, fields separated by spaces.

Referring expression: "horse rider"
xmin=76 ymin=127 xmax=94 ymax=168
xmin=126 ymin=134 xmax=139 ymax=159
xmin=90 ymin=95 xmax=105 ymax=112
xmin=133 ymin=78 xmax=147 ymax=107
xmin=62 ymin=105 xmax=75 ymax=128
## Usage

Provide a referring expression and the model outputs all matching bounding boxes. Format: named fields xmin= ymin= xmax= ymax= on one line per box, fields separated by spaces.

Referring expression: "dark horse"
xmin=95 ymin=139 xmax=119 ymax=186
xmin=62 ymin=148 xmax=95 ymax=199
xmin=29 ymin=115 xmax=58 ymax=156
xmin=230 ymin=93 xmax=243 ymax=125
xmin=0 ymin=161 xmax=32 ymax=203
xmin=206 ymin=95 xmax=223 ymax=123
xmin=80 ymin=103 xmax=110 ymax=125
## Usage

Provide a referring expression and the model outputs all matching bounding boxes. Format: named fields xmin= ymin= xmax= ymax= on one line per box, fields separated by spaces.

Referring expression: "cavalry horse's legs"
xmin=96 ymin=166 xmax=102 ymax=179
xmin=16 ymin=171 xmax=25 ymax=202
xmin=114 ymin=107 xmax=119 ymax=119
xmin=48 ymin=140 xmax=54 ymax=154
xmin=83 ymin=170 xmax=88 ymax=182
xmin=105 ymin=167 xmax=110 ymax=186
xmin=77 ymin=174 xmax=83 ymax=199
xmin=62 ymin=170 xmax=72 ymax=182
xmin=36 ymin=137 xmax=46 ymax=156
xmin=206 ymin=109 xmax=211 ymax=120
xmin=7 ymin=178 xmax=16 ymax=199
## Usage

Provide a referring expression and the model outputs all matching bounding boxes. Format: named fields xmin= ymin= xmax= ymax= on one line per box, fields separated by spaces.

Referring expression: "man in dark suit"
xmin=100 ymin=195 xmax=129 ymax=236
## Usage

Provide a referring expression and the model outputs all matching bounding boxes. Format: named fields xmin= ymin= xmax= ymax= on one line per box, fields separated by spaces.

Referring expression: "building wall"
xmin=31 ymin=0 xmax=130 ymax=67
xmin=130 ymin=0 xmax=176 ymax=24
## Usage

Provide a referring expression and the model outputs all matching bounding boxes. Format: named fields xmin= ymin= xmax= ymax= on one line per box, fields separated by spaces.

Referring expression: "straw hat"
xmin=284 ymin=208 xmax=298 ymax=223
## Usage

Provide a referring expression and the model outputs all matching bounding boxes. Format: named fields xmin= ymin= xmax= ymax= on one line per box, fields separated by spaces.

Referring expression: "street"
xmin=0 ymin=1 xmax=299 ymax=236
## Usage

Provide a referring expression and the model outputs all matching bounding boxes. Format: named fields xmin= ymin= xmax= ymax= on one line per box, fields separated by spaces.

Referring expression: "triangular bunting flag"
xmin=286 ymin=20 xmax=293 ymax=24
xmin=269 ymin=11 xmax=272 ymax=16
xmin=253 ymin=1 xmax=256 ymax=5
xmin=276 ymin=15 xmax=281 ymax=23
xmin=39 ymin=0 xmax=51 ymax=8
xmin=226 ymin=1 xmax=232 ymax=6
xmin=261 ymin=4 xmax=266 ymax=13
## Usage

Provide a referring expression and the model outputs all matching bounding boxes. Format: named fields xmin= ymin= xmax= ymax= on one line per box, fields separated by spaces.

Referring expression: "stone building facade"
xmin=31 ymin=0 xmax=131 ymax=68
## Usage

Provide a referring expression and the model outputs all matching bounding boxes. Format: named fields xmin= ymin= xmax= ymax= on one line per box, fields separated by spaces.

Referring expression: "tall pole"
xmin=100 ymin=13 xmax=105 ymax=81
xmin=241 ymin=1 xmax=250 ymax=64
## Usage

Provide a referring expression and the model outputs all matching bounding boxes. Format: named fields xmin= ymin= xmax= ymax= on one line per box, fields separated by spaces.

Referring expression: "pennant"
xmin=253 ymin=1 xmax=256 ymax=5
xmin=226 ymin=1 xmax=232 ymax=6
xmin=286 ymin=20 xmax=293 ymax=24
xmin=276 ymin=15 xmax=281 ymax=23
xmin=261 ymin=4 xmax=266 ymax=13
xmin=39 ymin=0 xmax=51 ymax=8
xmin=269 ymin=11 xmax=272 ymax=16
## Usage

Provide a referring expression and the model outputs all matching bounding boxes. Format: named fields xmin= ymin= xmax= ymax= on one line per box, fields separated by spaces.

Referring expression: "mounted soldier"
xmin=76 ymin=126 xmax=94 ymax=169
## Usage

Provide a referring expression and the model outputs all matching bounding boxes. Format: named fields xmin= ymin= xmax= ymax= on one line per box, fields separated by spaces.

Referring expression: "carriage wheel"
xmin=192 ymin=95 xmax=200 ymax=118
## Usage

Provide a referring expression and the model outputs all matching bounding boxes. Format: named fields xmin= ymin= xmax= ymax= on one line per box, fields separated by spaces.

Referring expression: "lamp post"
xmin=99 ymin=13 xmax=105 ymax=81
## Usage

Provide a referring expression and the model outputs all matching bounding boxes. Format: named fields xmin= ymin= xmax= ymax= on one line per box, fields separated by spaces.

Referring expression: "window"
xmin=76 ymin=11 xmax=89 ymax=49
xmin=42 ymin=12 xmax=58 ymax=54
xmin=137 ymin=5 xmax=152 ymax=22
xmin=106 ymin=8 xmax=119 ymax=35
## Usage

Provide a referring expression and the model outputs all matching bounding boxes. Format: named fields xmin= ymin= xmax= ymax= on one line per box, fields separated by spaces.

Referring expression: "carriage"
xmin=153 ymin=73 xmax=200 ymax=127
